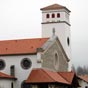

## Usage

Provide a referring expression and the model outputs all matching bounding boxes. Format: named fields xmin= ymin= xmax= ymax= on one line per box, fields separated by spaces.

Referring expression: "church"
xmin=0 ymin=4 xmax=80 ymax=88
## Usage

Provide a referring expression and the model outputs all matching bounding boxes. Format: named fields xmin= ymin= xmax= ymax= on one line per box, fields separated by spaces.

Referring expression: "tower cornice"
xmin=41 ymin=21 xmax=71 ymax=26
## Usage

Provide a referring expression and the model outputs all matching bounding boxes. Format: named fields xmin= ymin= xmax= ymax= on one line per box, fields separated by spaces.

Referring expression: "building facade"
xmin=41 ymin=4 xmax=71 ymax=60
xmin=0 ymin=3 xmax=79 ymax=88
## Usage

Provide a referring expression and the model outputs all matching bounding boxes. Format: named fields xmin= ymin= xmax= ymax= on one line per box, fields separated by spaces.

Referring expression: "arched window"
xmin=55 ymin=53 xmax=58 ymax=66
xmin=52 ymin=13 xmax=55 ymax=18
xmin=46 ymin=14 xmax=50 ymax=18
xmin=67 ymin=37 xmax=70 ymax=46
xmin=57 ymin=13 xmax=60 ymax=18
xmin=54 ymin=53 xmax=59 ymax=70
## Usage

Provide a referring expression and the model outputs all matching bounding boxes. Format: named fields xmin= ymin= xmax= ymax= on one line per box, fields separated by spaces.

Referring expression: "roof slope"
xmin=0 ymin=72 xmax=17 ymax=80
xmin=0 ymin=38 xmax=48 ymax=55
xmin=26 ymin=68 xmax=71 ymax=84
xmin=78 ymin=75 xmax=88 ymax=83
xmin=40 ymin=4 xmax=70 ymax=12
xmin=59 ymin=72 xmax=75 ymax=84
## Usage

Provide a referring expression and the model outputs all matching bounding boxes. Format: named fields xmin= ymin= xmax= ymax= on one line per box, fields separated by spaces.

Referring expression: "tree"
xmin=76 ymin=66 xmax=83 ymax=75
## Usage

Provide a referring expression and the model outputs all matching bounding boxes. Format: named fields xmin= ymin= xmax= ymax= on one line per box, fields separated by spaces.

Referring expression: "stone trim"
xmin=42 ymin=21 xmax=71 ymax=26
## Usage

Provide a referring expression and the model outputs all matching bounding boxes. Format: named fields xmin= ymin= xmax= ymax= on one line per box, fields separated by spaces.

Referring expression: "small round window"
xmin=0 ymin=59 xmax=5 ymax=70
xmin=67 ymin=37 xmax=70 ymax=46
xmin=21 ymin=58 xmax=32 ymax=70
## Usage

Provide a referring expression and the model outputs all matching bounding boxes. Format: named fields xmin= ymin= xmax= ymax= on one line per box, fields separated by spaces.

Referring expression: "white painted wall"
xmin=41 ymin=8 xmax=71 ymax=62
xmin=42 ymin=9 xmax=70 ymax=23
xmin=42 ymin=23 xmax=71 ymax=60
xmin=78 ymin=79 xmax=88 ymax=88
xmin=0 ymin=80 xmax=16 ymax=88
xmin=0 ymin=54 xmax=42 ymax=88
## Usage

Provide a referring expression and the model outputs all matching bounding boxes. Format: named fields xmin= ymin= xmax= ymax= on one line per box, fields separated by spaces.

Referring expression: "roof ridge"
xmin=58 ymin=72 xmax=74 ymax=84
xmin=40 ymin=3 xmax=70 ymax=12
xmin=41 ymin=69 xmax=55 ymax=82
xmin=58 ymin=72 xmax=71 ymax=83
xmin=42 ymin=69 xmax=69 ymax=84
xmin=0 ymin=37 xmax=49 ymax=42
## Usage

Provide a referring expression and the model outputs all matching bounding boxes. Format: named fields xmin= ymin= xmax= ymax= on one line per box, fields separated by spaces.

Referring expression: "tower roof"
xmin=40 ymin=4 xmax=70 ymax=12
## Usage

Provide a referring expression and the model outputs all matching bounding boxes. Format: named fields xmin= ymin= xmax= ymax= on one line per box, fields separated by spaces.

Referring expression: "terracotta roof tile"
xmin=0 ymin=72 xmax=17 ymax=80
xmin=0 ymin=38 xmax=48 ymax=55
xmin=26 ymin=68 xmax=70 ymax=84
xmin=40 ymin=4 xmax=70 ymax=12
xmin=58 ymin=72 xmax=75 ymax=84
xmin=78 ymin=75 xmax=88 ymax=83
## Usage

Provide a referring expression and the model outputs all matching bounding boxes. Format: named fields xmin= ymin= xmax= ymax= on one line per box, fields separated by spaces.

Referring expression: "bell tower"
xmin=40 ymin=4 xmax=71 ymax=60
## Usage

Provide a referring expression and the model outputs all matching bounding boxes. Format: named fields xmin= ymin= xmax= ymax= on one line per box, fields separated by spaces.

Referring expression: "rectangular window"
xmin=57 ymin=13 xmax=60 ymax=18
xmin=10 ymin=65 xmax=15 ymax=76
xmin=11 ymin=82 xmax=14 ymax=88
xmin=85 ymin=86 xmax=88 ymax=88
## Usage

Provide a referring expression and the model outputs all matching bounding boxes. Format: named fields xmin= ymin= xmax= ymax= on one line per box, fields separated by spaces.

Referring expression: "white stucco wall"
xmin=0 ymin=54 xmax=41 ymax=88
xmin=0 ymin=79 xmax=16 ymax=88
xmin=42 ymin=9 xmax=70 ymax=23
xmin=78 ymin=79 xmax=88 ymax=88
xmin=42 ymin=23 xmax=71 ymax=60
xmin=41 ymin=9 xmax=71 ymax=61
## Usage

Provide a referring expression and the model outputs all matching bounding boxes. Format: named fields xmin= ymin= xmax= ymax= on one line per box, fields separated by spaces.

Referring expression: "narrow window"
xmin=46 ymin=14 xmax=50 ymax=18
xmin=55 ymin=53 xmax=58 ymax=66
xmin=85 ymin=86 xmax=88 ymax=88
xmin=57 ymin=13 xmax=60 ymax=18
xmin=11 ymin=82 xmax=14 ymax=88
xmin=10 ymin=65 xmax=15 ymax=76
xmin=67 ymin=37 xmax=70 ymax=46
xmin=52 ymin=14 xmax=55 ymax=18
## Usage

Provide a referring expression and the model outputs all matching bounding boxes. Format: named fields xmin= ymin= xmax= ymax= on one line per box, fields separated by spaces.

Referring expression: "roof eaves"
xmin=0 ymin=52 xmax=37 ymax=56
xmin=58 ymin=72 xmax=74 ymax=84
xmin=0 ymin=77 xmax=17 ymax=80
xmin=78 ymin=76 xmax=88 ymax=83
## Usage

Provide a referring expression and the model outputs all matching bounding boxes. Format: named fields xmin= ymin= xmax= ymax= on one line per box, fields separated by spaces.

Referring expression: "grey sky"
xmin=0 ymin=0 xmax=88 ymax=67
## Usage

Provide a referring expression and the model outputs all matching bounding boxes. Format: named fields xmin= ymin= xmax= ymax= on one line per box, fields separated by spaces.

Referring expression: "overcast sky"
xmin=0 ymin=0 xmax=88 ymax=67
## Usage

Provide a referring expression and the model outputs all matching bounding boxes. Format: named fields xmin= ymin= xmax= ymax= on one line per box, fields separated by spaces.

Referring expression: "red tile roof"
xmin=0 ymin=38 xmax=48 ymax=55
xmin=59 ymin=72 xmax=75 ymax=84
xmin=40 ymin=4 xmax=70 ymax=12
xmin=0 ymin=72 xmax=17 ymax=80
xmin=26 ymin=68 xmax=73 ymax=84
xmin=78 ymin=75 xmax=88 ymax=83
